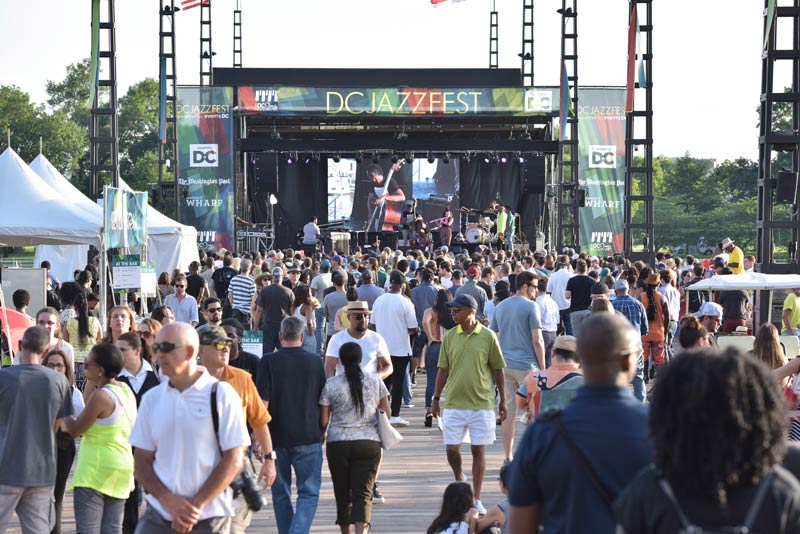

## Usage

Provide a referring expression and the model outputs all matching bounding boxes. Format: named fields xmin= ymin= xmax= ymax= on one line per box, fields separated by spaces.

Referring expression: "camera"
xmin=230 ymin=468 xmax=267 ymax=511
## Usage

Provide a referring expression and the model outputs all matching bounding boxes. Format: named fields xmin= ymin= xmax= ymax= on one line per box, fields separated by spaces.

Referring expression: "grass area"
xmin=0 ymin=247 xmax=36 ymax=268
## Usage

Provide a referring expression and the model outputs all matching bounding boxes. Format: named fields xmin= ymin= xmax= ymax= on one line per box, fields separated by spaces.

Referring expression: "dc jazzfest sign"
xmin=190 ymin=144 xmax=219 ymax=167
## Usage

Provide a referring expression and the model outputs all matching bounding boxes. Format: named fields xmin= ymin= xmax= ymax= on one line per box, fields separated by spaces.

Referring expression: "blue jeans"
xmin=425 ymin=343 xmax=441 ymax=409
xmin=403 ymin=366 xmax=413 ymax=405
xmin=271 ymin=442 xmax=323 ymax=534
xmin=314 ymin=307 xmax=326 ymax=355
xmin=262 ymin=323 xmax=281 ymax=356
xmin=559 ymin=308 xmax=573 ymax=335
xmin=631 ymin=354 xmax=645 ymax=402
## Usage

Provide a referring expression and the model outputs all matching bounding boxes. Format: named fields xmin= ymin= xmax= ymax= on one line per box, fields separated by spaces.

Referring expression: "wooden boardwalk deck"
xmin=8 ymin=373 xmax=516 ymax=533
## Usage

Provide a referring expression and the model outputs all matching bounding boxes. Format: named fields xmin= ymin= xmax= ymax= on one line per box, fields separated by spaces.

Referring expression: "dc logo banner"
xmin=190 ymin=144 xmax=219 ymax=167
xmin=524 ymin=90 xmax=553 ymax=113
xmin=588 ymin=145 xmax=616 ymax=168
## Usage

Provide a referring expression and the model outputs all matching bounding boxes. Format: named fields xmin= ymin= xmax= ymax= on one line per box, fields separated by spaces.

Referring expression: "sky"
xmin=0 ymin=0 xmax=765 ymax=163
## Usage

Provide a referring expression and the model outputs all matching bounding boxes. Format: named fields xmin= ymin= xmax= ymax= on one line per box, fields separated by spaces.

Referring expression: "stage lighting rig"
xmin=427 ymin=153 xmax=435 ymax=164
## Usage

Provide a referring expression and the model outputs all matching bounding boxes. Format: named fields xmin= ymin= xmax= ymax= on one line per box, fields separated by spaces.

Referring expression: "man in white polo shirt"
xmin=130 ymin=322 xmax=249 ymax=534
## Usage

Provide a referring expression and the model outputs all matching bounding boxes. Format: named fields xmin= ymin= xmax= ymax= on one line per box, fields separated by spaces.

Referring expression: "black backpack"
xmin=658 ymin=471 xmax=776 ymax=534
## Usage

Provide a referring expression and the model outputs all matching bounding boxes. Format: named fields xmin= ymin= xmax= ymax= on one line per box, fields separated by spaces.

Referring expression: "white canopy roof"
xmin=0 ymin=148 xmax=101 ymax=247
xmin=688 ymin=272 xmax=800 ymax=291
xmin=29 ymin=154 xmax=199 ymax=280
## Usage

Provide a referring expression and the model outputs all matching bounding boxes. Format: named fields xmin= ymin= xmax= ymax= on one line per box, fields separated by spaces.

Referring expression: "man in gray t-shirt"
xmin=0 ymin=326 xmax=72 ymax=532
xmin=324 ymin=270 xmax=349 ymax=338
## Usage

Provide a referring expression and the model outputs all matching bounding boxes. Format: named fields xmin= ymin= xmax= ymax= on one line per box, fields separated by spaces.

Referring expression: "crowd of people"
xmin=3 ymin=235 xmax=800 ymax=533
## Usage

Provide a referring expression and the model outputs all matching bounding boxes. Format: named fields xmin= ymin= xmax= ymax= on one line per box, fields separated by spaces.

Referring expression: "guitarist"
xmin=366 ymin=163 xmax=406 ymax=232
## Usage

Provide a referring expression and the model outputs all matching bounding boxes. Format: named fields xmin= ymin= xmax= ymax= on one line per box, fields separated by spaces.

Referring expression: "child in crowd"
xmin=427 ymin=482 xmax=479 ymax=534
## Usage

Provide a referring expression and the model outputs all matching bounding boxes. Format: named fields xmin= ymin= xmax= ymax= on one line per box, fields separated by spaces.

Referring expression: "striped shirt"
xmin=228 ymin=274 xmax=256 ymax=314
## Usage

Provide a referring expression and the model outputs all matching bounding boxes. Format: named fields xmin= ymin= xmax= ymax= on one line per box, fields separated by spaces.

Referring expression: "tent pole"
xmin=100 ymin=187 xmax=108 ymax=331
xmin=0 ymin=282 xmax=15 ymax=365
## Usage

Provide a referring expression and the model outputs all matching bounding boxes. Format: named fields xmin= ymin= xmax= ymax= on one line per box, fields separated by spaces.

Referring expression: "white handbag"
xmin=376 ymin=409 xmax=403 ymax=450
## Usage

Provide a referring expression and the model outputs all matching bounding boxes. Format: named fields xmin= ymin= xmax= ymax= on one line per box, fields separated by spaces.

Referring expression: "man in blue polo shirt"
xmin=508 ymin=312 xmax=652 ymax=534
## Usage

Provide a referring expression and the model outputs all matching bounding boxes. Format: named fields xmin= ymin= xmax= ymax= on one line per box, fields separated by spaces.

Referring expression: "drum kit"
xmin=463 ymin=215 xmax=497 ymax=244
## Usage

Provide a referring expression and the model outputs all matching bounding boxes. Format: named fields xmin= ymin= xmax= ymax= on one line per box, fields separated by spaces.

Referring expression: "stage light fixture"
xmin=443 ymin=153 xmax=451 ymax=164
xmin=303 ymin=155 xmax=311 ymax=165
xmin=427 ymin=153 xmax=435 ymax=164
xmin=371 ymin=154 xmax=380 ymax=164
xmin=390 ymin=154 xmax=399 ymax=164
xmin=518 ymin=52 xmax=532 ymax=60
xmin=332 ymin=154 xmax=341 ymax=163
xmin=517 ymin=153 xmax=525 ymax=163
xmin=405 ymin=153 xmax=414 ymax=164
xmin=499 ymin=154 xmax=509 ymax=164
xmin=312 ymin=153 xmax=321 ymax=162
xmin=556 ymin=7 xmax=574 ymax=16
xmin=355 ymin=153 xmax=364 ymax=163
xmin=285 ymin=153 xmax=294 ymax=165
xmin=483 ymin=155 xmax=491 ymax=164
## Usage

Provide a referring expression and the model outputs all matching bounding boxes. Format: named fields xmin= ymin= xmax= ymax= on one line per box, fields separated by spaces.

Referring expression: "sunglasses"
xmin=205 ymin=340 xmax=233 ymax=350
xmin=139 ymin=331 xmax=152 ymax=339
xmin=175 ymin=285 xmax=186 ymax=288
xmin=206 ymin=307 xmax=222 ymax=313
xmin=152 ymin=342 xmax=186 ymax=354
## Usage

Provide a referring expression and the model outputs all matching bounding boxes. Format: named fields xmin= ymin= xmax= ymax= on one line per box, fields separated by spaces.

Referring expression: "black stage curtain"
xmin=459 ymin=158 xmax=541 ymax=246
xmin=274 ymin=160 xmax=327 ymax=248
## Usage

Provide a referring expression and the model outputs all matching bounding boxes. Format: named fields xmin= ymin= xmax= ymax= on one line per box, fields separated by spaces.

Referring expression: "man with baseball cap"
xmin=254 ymin=267 xmax=295 ymax=354
xmin=432 ymin=293 xmax=506 ymax=515
xmin=696 ymin=302 xmax=723 ymax=349
xmin=515 ymin=335 xmax=583 ymax=420
xmin=611 ymin=278 xmax=648 ymax=402
xmin=456 ymin=265 xmax=489 ymax=321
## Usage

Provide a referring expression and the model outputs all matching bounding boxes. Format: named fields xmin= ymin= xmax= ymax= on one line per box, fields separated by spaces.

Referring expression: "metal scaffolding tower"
xmin=489 ymin=4 xmax=499 ymax=69
xmin=758 ymin=0 xmax=800 ymax=274
xmin=555 ymin=0 xmax=579 ymax=250
xmin=623 ymin=0 xmax=654 ymax=263
xmin=89 ymin=0 xmax=120 ymax=194
xmin=233 ymin=0 xmax=242 ymax=68
xmin=200 ymin=0 xmax=213 ymax=85
xmin=158 ymin=0 xmax=179 ymax=214
xmin=520 ymin=0 xmax=534 ymax=86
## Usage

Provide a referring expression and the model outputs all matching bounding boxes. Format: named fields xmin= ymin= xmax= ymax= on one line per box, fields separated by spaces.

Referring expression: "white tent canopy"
xmin=689 ymin=273 xmax=800 ymax=291
xmin=0 ymin=148 xmax=101 ymax=247
xmin=29 ymin=154 xmax=200 ymax=281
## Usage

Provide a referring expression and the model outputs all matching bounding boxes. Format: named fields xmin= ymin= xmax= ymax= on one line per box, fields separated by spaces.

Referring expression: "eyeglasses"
xmin=206 ymin=307 xmax=222 ymax=313
xmin=152 ymin=342 xmax=186 ymax=354
xmin=83 ymin=359 xmax=97 ymax=369
xmin=350 ymin=314 xmax=368 ymax=322
xmin=205 ymin=341 xmax=232 ymax=350
xmin=46 ymin=363 xmax=65 ymax=370
xmin=139 ymin=331 xmax=152 ymax=339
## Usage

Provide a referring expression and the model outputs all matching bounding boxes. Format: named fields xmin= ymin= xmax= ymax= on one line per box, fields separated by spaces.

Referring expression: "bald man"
xmin=507 ymin=313 xmax=654 ymax=534
xmin=130 ymin=323 xmax=250 ymax=534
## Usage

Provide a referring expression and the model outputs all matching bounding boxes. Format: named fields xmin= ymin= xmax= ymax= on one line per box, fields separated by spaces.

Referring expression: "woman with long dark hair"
xmin=615 ymin=349 xmax=800 ymax=533
xmin=63 ymin=293 xmax=102 ymax=390
xmin=62 ymin=343 xmax=137 ymax=534
xmin=43 ymin=349 xmax=85 ymax=534
xmin=422 ymin=289 xmax=457 ymax=427
xmin=292 ymin=283 xmax=317 ymax=353
xmin=426 ymin=482 xmax=478 ymax=534
xmin=639 ymin=273 xmax=669 ymax=380
xmin=320 ymin=342 xmax=390 ymax=534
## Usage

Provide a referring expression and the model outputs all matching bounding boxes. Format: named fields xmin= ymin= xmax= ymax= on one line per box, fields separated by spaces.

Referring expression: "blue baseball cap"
xmin=446 ymin=294 xmax=478 ymax=310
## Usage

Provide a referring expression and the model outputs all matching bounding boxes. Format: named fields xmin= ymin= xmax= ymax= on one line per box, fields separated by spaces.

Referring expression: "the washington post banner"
xmin=578 ymin=88 xmax=627 ymax=255
xmin=104 ymin=187 xmax=147 ymax=249
xmin=176 ymin=86 xmax=235 ymax=252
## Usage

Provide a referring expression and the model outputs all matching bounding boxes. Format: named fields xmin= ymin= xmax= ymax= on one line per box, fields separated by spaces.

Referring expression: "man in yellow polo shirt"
xmin=783 ymin=288 xmax=800 ymax=336
xmin=431 ymin=293 xmax=506 ymax=516
xmin=722 ymin=237 xmax=744 ymax=274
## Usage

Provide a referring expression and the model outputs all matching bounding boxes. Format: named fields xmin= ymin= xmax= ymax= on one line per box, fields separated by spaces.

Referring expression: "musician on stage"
xmin=439 ymin=208 xmax=454 ymax=248
xmin=367 ymin=163 xmax=406 ymax=232
xmin=302 ymin=216 xmax=321 ymax=246
xmin=399 ymin=200 xmax=416 ymax=244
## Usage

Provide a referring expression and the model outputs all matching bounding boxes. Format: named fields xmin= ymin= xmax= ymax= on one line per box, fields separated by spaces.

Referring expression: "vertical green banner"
xmin=176 ymin=86 xmax=235 ymax=252
xmin=105 ymin=187 xmax=147 ymax=249
xmin=578 ymin=88 xmax=627 ymax=255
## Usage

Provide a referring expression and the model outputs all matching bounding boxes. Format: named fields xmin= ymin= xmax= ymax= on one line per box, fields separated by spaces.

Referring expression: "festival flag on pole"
xmin=159 ymin=57 xmax=167 ymax=145
xmin=87 ymin=0 xmax=100 ymax=108
xmin=560 ymin=61 xmax=573 ymax=142
xmin=181 ymin=0 xmax=210 ymax=10
xmin=764 ymin=0 xmax=777 ymax=50
xmin=625 ymin=3 xmax=638 ymax=113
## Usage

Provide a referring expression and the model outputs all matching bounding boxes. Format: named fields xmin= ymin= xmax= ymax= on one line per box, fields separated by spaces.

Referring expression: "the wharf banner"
xmin=104 ymin=187 xmax=147 ymax=249
xmin=176 ymin=86 xmax=235 ymax=252
xmin=577 ymin=88 xmax=627 ymax=255
xmin=237 ymin=86 xmax=560 ymax=117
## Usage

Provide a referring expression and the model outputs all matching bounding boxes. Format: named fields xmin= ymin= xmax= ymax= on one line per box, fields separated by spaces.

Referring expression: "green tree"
xmin=662 ymin=152 xmax=718 ymax=214
xmin=0 ymin=85 xmax=86 ymax=179
xmin=46 ymin=59 xmax=91 ymax=131
xmin=710 ymin=158 xmax=758 ymax=202
xmin=118 ymin=78 xmax=160 ymax=193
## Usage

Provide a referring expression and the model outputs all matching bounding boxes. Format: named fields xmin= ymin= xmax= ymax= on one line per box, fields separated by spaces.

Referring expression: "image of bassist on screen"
xmin=366 ymin=162 xmax=406 ymax=232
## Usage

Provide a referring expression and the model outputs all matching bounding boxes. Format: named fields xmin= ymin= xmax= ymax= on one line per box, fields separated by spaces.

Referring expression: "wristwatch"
xmin=263 ymin=450 xmax=277 ymax=461
xmin=433 ymin=397 xmax=440 ymax=401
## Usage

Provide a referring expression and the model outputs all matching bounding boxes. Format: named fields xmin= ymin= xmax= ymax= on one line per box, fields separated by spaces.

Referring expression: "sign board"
xmin=242 ymin=330 xmax=263 ymax=357
xmin=140 ymin=262 xmax=158 ymax=297
xmin=111 ymin=255 xmax=142 ymax=290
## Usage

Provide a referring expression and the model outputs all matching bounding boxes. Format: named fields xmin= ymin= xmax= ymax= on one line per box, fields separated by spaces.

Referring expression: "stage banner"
xmin=104 ymin=187 xmax=147 ymax=249
xmin=238 ymin=86 xmax=560 ymax=117
xmin=176 ymin=86 xmax=235 ymax=252
xmin=577 ymin=88 xmax=627 ymax=255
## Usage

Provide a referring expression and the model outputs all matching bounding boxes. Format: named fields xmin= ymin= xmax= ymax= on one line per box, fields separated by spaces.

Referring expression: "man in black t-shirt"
xmin=565 ymin=259 xmax=595 ymax=337
xmin=211 ymin=255 xmax=237 ymax=316
xmin=254 ymin=267 xmax=295 ymax=355
xmin=186 ymin=261 xmax=208 ymax=304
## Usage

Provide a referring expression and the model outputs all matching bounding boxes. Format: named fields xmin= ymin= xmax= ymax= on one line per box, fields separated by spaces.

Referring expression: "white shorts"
xmin=442 ymin=409 xmax=496 ymax=446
